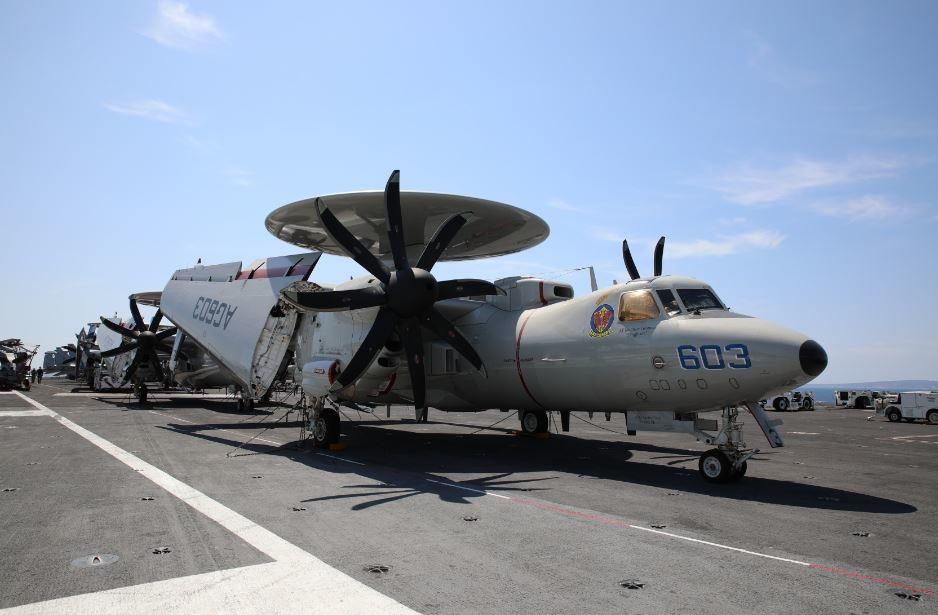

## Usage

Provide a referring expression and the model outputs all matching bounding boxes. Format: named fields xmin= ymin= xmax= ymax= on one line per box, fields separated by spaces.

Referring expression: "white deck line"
xmin=0 ymin=410 xmax=50 ymax=417
xmin=7 ymin=391 xmax=419 ymax=615
xmin=425 ymin=478 xmax=512 ymax=500
xmin=626 ymin=524 xmax=812 ymax=566
xmin=54 ymin=392 xmax=232 ymax=399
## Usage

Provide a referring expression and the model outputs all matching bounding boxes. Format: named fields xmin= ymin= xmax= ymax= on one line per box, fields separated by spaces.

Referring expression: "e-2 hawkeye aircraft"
xmin=155 ymin=170 xmax=827 ymax=483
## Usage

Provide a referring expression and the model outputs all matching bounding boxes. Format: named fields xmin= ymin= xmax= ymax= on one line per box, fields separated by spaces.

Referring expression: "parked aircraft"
xmin=155 ymin=170 xmax=827 ymax=482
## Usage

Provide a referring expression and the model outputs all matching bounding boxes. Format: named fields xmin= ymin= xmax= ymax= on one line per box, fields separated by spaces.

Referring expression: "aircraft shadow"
xmin=154 ymin=415 xmax=917 ymax=515
xmin=95 ymin=397 xmax=288 ymax=416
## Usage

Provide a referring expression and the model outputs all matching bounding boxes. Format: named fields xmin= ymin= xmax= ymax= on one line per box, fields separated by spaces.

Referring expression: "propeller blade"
xmin=622 ymin=239 xmax=641 ymax=280
xmin=423 ymin=307 xmax=486 ymax=376
xmin=400 ymin=318 xmax=426 ymax=410
xmin=436 ymin=279 xmax=501 ymax=301
xmin=384 ymin=170 xmax=409 ymax=271
xmin=121 ymin=352 xmax=143 ymax=385
xmin=334 ymin=307 xmax=399 ymax=389
xmin=416 ymin=213 xmax=467 ymax=271
xmin=129 ymin=298 xmax=145 ymax=332
xmin=653 ymin=236 xmax=665 ymax=277
xmin=153 ymin=327 xmax=178 ymax=342
xmin=149 ymin=309 xmax=164 ymax=332
xmin=99 ymin=317 xmax=139 ymax=339
xmin=100 ymin=341 xmax=140 ymax=358
xmin=282 ymin=287 xmax=387 ymax=312
xmin=318 ymin=202 xmax=391 ymax=283
xmin=149 ymin=350 xmax=165 ymax=382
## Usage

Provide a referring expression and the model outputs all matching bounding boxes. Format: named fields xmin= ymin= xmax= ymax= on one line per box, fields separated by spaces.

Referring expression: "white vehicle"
xmin=764 ymin=390 xmax=815 ymax=411
xmin=833 ymin=389 xmax=881 ymax=409
xmin=877 ymin=392 xmax=938 ymax=424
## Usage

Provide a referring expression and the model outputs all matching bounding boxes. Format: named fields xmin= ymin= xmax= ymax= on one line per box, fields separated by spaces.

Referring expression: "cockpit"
xmin=617 ymin=280 xmax=727 ymax=322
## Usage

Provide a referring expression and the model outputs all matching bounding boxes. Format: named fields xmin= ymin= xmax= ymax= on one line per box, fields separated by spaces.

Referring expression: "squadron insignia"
xmin=589 ymin=304 xmax=615 ymax=338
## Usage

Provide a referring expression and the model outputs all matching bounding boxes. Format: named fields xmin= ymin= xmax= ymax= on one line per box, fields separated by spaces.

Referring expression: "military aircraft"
xmin=155 ymin=170 xmax=827 ymax=482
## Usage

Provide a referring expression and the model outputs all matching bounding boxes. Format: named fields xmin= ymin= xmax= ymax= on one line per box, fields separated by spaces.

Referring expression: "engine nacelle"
xmin=301 ymin=358 xmax=341 ymax=397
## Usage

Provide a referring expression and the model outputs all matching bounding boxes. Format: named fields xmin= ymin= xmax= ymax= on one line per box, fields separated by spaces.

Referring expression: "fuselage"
xmin=321 ymin=275 xmax=827 ymax=414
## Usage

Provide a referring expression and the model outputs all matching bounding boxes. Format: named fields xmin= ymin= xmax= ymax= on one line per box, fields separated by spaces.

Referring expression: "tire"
xmin=22 ymin=380 xmax=30 ymax=391
xmin=699 ymin=450 xmax=732 ymax=483
xmin=138 ymin=388 xmax=147 ymax=404
xmin=774 ymin=397 xmax=790 ymax=412
xmin=801 ymin=397 xmax=813 ymax=410
xmin=313 ymin=408 xmax=340 ymax=448
xmin=927 ymin=410 xmax=938 ymax=425
xmin=520 ymin=410 xmax=548 ymax=434
xmin=887 ymin=407 xmax=901 ymax=423
xmin=732 ymin=461 xmax=748 ymax=479
xmin=855 ymin=396 xmax=870 ymax=410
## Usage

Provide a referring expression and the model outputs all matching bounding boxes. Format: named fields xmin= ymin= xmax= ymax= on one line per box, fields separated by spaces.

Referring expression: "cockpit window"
xmin=677 ymin=288 xmax=724 ymax=312
xmin=618 ymin=289 xmax=660 ymax=321
xmin=656 ymin=289 xmax=682 ymax=316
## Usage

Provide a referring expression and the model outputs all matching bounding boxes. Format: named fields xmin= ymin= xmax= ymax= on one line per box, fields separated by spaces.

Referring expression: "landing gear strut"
xmin=694 ymin=405 xmax=762 ymax=483
xmin=133 ymin=381 xmax=148 ymax=404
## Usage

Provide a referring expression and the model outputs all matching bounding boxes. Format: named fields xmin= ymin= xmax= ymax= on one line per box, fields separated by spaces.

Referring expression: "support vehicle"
xmin=877 ymin=392 xmax=938 ymax=424
xmin=763 ymin=390 xmax=815 ymax=411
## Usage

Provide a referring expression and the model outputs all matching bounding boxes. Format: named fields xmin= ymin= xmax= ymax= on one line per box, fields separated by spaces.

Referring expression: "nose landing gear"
xmin=694 ymin=404 xmax=776 ymax=483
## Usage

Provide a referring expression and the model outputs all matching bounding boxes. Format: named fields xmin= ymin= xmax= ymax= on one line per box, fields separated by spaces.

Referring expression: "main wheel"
xmin=138 ymin=387 xmax=147 ymax=404
xmin=699 ymin=449 xmax=732 ymax=483
xmin=927 ymin=409 xmax=938 ymax=425
xmin=313 ymin=408 xmax=340 ymax=448
xmin=22 ymin=380 xmax=30 ymax=391
xmin=886 ymin=407 xmax=901 ymax=422
xmin=520 ymin=410 xmax=548 ymax=434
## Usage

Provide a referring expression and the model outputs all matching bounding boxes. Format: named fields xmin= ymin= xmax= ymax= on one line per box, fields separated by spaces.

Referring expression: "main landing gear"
xmin=303 ymin=396 xmax=340 ymax=448
xmin=132 ymin=381 xmax=148 ymax=404
xmin=519 ymin=410 xmax=549 ymax=435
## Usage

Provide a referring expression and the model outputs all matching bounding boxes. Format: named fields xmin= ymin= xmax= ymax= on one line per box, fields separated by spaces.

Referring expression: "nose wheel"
xmin=698 ymin=449 xmax=748 ymax=482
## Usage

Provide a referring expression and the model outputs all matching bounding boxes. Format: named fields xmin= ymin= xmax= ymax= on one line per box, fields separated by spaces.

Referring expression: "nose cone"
xmin=799 ymin=339 xmax=828 ymax=377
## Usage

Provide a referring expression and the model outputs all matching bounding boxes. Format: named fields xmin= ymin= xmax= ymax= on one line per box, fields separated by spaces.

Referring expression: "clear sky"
xmin=1 ymin=1 xmax=936 ymax=383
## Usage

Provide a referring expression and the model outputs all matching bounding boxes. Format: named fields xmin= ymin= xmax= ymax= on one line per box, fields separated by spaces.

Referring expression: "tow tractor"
xmin=762 ymin=390 xmax=815 ymax=411
xmin=0 ymin=339 xmax=38 ymax=391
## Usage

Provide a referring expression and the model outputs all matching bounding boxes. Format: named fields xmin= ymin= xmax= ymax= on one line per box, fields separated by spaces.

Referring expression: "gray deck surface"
xmin=1 ymin=380 xmax=936 ymax=613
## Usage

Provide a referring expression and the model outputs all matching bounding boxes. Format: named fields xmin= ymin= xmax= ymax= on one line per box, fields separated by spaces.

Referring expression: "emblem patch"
xmin=589 ymin=304 xmax=615 ymax=338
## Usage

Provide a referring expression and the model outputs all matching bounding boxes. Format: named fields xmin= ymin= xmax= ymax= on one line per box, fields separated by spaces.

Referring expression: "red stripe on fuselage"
xmin=515 ymin=313 xmax=544 ymax=408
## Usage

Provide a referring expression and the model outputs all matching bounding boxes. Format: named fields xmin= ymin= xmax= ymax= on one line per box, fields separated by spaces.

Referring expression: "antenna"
xmin=587 ymin=266 xmax=598 ymax=292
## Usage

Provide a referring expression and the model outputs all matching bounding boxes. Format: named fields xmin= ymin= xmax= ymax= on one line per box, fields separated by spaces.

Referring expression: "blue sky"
xmin=1 ymin=1 xmax=936 ymax=382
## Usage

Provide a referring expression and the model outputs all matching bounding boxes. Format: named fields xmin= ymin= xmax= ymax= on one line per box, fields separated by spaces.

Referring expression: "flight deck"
xmin=1 ymin=380 xmax=936 ymax=614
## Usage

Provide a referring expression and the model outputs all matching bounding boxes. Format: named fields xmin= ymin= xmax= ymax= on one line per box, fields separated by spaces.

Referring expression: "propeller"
xmin=282 ymin=170 xmax=500 ymax=418
xmin=621 ymin=236 xmax=667 ymax=280
xmin=73 ymin=326 xmax=100 ymax=380
xmin=621 ymin=239 xmax=641 ymax=280
xmin=99 ymin=297 xmax=177 ymax=385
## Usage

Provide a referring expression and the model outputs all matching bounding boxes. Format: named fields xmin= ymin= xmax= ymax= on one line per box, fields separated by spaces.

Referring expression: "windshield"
xmin=618 ymin=289 xmax=660 ymax=322
xmin=656 ymin=289 xmax=682 ymax=316
xmin=677 ymin=288 xmax=724 ymax=312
